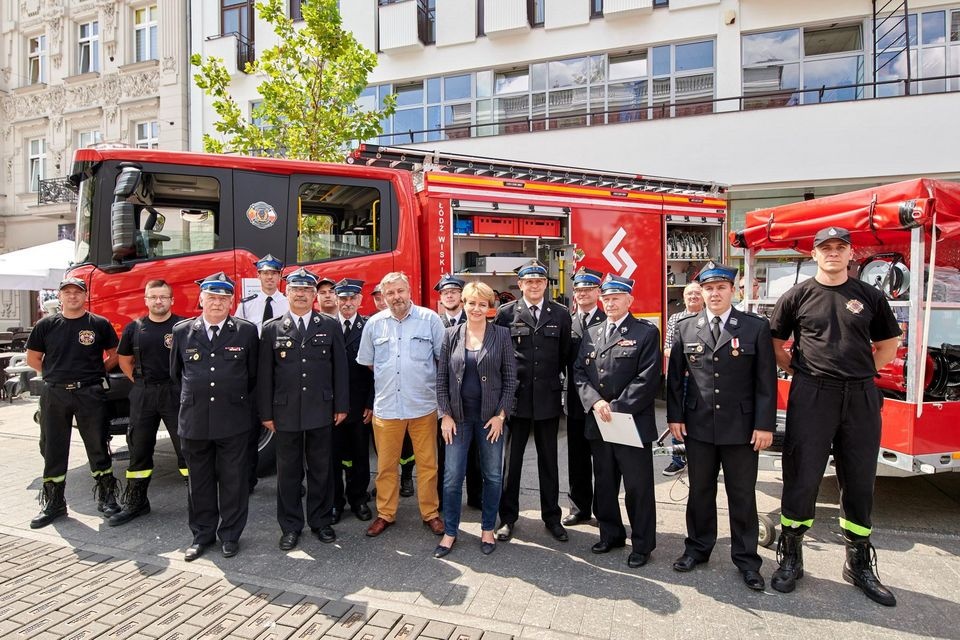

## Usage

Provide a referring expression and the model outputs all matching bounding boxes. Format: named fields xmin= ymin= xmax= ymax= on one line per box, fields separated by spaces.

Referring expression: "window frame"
xmin=221 ymin=0 xmax=255 ymax=40
xmin=27 ymin=34 xmax=47 ymax=85
xmin=78 ymin=130 xmax=103 ymax=148
xmin=134 ymin=5 xmax=159 ymax=62
xmin=134 ymin=121 xmax=160 ymax=149
xmin=77 ymin=20 xmax=100 ymax=74
xmin=28 ymin=138 xmax=46 ymax=193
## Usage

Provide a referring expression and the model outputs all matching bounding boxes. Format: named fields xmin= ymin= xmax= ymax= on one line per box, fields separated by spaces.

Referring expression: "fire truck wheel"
xmin=256 ymin=427 xmax=277 ymax=477
xmin=758 ymin=513 xmax=778 ymax=548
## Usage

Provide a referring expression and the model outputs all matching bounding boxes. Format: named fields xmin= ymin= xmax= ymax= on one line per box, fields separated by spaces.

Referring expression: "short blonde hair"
xmin=379 ymin=272 xmax=410 ymax=290
xmin=462 ymin=281 xmax=495 ymax=305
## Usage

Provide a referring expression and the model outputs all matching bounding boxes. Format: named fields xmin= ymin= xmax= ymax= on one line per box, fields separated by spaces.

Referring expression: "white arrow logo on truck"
xmin=602 ymin=227 xmax=637 ymax=278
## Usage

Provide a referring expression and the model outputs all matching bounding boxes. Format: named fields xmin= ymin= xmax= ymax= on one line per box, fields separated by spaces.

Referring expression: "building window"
xmin=653 ymin=0 xmax=668 ymax=6
xmin=28 ymin=35 xmax=47 ymax=84
xmin=222 ymin=0 xmax=254 ymax=39
xmin=78 ymin=21 xmax=100 ymax=74
xmin=78 ymin=130 xmax=103 ymax=148
xmin=528 ymin=0 xmax=545 ymax=28
xmin=290 ymin=0 xmax=304 ymax=21
xmin=591 ymin=0 xmax=603 ymax=18
xmin=28 ymin=138 xmax=46 ymax=192
xmin=134 ymin=5 xmax=158 ymax=62
xmin=135 ymin=121 xmax=160 ymax=149
xmin=875 ymin=9 xmax=960 ymax=95
xmin=742 ymin=24 xmax=864 ymax=109
xmin=419 ymin=0 xmax=436 ymax=45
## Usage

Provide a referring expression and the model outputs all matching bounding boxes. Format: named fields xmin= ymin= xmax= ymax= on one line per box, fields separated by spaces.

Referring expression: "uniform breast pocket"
xmin=310 ymin=335 xmax=333 ymax=359
xmin=543 ymin=325 xmax=561 ymax=339
xmin=684 ymin=344 xmax=704 ymax=369
xmin=511 ymin=325 xmax=531 ymax=343
xmin=736 ymin=342 xmax=756 ymax=357
xmin=224 ymin=349 xmax=246 ymax=362
xmin=615 ymin=347 xmax=638 ymax=359
xmin=409 ymin=336 xmax=433 ymax=361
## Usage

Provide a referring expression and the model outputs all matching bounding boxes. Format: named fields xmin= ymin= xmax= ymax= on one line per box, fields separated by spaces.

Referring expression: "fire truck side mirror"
xmin=111 ymin=202 xmax=137 ymax=262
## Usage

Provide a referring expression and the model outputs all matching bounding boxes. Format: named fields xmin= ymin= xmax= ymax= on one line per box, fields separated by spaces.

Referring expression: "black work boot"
xmin=30 ymin=481 xmax=67 ymax=529
xmin=94 ymin=473 xmax=122 ymax=517
xmin=843 ymin=537 xmax=897 ymax=606
xmin=108 ymin=477 xmax=151 ymax=526
xmin=771 ymin=529 xmax=805 ymax=593
xmin=399 ymin=464 xmax=415 ymax=497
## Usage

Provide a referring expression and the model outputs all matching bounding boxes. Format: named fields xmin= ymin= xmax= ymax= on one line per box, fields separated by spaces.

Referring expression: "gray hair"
xmin=379 ymin=272 xmax=410 ymax=290
xmin=683 ymin=282 xmax=701 ymax=294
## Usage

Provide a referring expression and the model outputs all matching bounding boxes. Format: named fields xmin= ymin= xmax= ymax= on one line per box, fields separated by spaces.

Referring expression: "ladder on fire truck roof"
xmin=348 ymin=144 xmax=726 ymax=197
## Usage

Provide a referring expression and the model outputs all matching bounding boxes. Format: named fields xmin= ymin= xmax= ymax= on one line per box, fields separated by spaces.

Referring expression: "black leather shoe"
xmin=591 ymin=539 xmax=626 ymax=554
xmin=221 ymin=541 xmax=239 ymax=558
xmin=313 ymin=525 xmax=336 ymax=543
xmin=399 ymin=477 xmax=415 ymax=497
xmin=481 ymin=541 xmax=496 ymax=555
xmin=562 ymin=512 xmax=591 ymax=526
xmin=330 ymin=508 xmax=341 ymax=525
xmin=352 ymin=503 xmax=373 ymax=521
xmin=672 ymin=554 xmax=703 ymax=572
xmin=496 ymin=522 xmax=514 ymax=541
xmin=742 ymin=570 xmax=765 ymax=591
xmin=433 ymin=543 xmax=454 ymax=558
xmin=546 ymin=522 xmax=568 ymax=542
xmin=279 ymin=531 xmax=300 ymax=551
xmin=184 ymin=543 xmax=207 ymax=562
xmin=627 ymin=552 xmax=649 ymax=568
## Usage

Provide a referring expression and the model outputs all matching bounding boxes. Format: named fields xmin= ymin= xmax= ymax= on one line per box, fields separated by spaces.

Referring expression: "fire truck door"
xmin=232 ymin=171 xmax=289 ymax=266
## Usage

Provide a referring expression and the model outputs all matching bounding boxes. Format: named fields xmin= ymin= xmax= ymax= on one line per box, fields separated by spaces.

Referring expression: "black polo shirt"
xmin=769 ymin=277 xmax=901 ymax=380
xmin=118 ymin=315 xmax=184 ymax=384
xmin=26 ymin=312 xmax=118 ymax=384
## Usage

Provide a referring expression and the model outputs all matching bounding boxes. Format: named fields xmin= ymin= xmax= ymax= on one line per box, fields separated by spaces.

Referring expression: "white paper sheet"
xmin=593 ymin=410 xmax=644 ymax=448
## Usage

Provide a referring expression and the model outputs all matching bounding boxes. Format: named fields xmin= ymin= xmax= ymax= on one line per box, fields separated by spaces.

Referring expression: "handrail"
xmin=37 ymin=177 xmax=78 ymax=206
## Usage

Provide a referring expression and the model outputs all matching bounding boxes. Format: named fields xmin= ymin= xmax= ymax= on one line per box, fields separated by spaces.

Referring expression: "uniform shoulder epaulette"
xmin=260 ymin=315 xmax=283 ymax=328
xmin=239 ymin=293 xmax=257 ymax=303
xmin=677 ymin=314 xmax=698 ymax=324
xmin=232 ymin=316 xmax=257 ymax=329
xmin=172 ymin=317 xmax=194 ymax=330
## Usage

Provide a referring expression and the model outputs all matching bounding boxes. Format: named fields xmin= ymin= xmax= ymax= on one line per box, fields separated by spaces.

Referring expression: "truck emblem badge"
xmin=602 ymin=227 xmax=637 ymax=278
xmin=846 ymin=299 xmax=864 ymax=314
xmin=246 ymin=201 xmax=278 ymax=230
xmin=78 ymin=330 xmax=95 ymax=346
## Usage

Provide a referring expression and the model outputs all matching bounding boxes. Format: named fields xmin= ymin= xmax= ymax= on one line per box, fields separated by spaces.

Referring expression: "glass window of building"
xmin=134 ymin=5 xmax=159 ymax=62
xmin=78 ymin=22 xmax=99 ymax=74
xmin=78 ymin=130 xmax=103 ymax=148
xmin=876 ymin=9 xmax=960 ymax=95
xmin=28 ymin=35 xmax=47 ymax=84
xmin=29 ymin=138 xmax=46 ymax=193
xmin=135 ymin=121 xmax=160 ymax=149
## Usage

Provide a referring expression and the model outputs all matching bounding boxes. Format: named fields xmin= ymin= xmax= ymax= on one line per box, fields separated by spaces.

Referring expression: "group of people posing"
xmin=24 ymin=225 xmax=899 ymax=606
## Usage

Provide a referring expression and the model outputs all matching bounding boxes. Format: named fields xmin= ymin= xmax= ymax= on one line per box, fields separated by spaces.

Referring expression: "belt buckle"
xmin=64 ymin=382 xmax=79 ymax=390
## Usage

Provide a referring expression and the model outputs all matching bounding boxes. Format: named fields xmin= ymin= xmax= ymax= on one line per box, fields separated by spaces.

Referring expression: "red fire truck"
xmin=65 ymin=144 xmax=728 ymax=473
xmin=732 ymin=178 xmax=960 ymax=478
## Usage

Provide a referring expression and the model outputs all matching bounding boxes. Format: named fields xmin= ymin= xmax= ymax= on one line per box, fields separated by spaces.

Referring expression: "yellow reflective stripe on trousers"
xmin=179 ymin=468 xmax=189 ymax=477
xmin=839 ymin=518 xmax=871 ymax=537
xmin=42 ymin=475 xmax=66 ymax=483
xmin=91 ymin=468 xmax=114 ymax=478
xmin=399 ymin=455 xmax=415 ymax=465
xmin=125 ymin=469 xmax=153 ymax=479
xmin=341 ymin=460 xmax=354 ymax=468
xmin=781 ymin=514 xmax=814 ymax=529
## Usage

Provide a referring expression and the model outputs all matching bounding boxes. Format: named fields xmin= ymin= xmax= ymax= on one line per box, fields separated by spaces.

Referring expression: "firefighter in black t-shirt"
xmin=25 ymin=277 xmax=121 ymax=528
xmin=769 ymin=227 xmax=901 ymax=607
xmin=109 ymin=279 xmax=187 ymax=526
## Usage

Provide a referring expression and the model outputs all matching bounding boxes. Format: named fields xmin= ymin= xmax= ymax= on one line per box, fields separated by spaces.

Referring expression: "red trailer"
xmin=732 ymin=178 xmax=960 ymax=476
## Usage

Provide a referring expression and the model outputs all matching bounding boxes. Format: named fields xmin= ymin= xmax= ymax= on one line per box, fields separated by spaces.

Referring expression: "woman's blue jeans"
xmin=442 ymin=417 xmax=503 ymax=537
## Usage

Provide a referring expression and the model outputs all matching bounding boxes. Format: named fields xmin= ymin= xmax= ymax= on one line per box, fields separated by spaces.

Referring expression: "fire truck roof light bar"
xmin=349 ymin=145 xmax=727 ymax=197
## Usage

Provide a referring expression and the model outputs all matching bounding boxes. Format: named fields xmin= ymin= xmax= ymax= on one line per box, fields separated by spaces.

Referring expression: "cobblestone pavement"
xmin=1 ymin=396 xmax=959 ymax=639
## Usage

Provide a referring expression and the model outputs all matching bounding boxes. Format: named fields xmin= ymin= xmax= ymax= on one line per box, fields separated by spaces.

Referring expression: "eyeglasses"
xmin=145 ymin=295 xmax=172 ymax=301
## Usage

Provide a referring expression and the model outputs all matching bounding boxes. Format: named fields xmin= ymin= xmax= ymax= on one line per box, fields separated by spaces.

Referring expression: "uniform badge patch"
xmin=846 ymin=299 xmax=864 ymax=314
xmin=78 ymin=330 xmax=95 ymax=346
xmin=164 ymin=333 xmax=173 ymax=349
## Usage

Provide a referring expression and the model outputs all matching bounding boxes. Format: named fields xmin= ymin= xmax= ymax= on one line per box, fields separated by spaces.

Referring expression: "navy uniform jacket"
xmin=171 ymin=316 xmax=259 ymax=440
xmin=342 ymin=314 xmax=374 ymax=422
xmin=567 ymin=308 xmax=606 ymax=416
xmin=574 ymin=315 xmax=662 ymax=443
xmin=665 ymin=308 xmax=777 ymax=445
xmin=495 ymin=299 xmax=572 ymax=420
xmin=257 ymin=312 xmax=349 ymax=431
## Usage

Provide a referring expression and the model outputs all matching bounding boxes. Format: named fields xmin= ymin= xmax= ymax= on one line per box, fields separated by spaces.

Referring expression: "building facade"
xmin=0 ymin=0 xmax=189 ymax=325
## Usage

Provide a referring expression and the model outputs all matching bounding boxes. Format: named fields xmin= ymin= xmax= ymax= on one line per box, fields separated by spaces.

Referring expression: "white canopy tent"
xmin=0 ymin=240 xmax=75 ymax=290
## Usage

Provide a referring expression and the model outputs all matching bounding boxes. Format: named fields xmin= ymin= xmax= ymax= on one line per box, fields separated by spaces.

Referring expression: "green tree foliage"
xmin=191 ymin=0 xmax=395 ymax=161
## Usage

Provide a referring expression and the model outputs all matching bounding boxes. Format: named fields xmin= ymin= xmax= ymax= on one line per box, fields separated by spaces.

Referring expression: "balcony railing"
xmin=37 ymin=177 xmax=78 ymax=206
xmin=417 ymin=0 xmax=436 ymax=45
xmin=233 ymin=31 xmax=256 ymax=73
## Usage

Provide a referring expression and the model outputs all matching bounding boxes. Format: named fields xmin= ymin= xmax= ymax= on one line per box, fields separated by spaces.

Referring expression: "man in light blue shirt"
xmin=357 ymin=272 xmax=446 ymax=537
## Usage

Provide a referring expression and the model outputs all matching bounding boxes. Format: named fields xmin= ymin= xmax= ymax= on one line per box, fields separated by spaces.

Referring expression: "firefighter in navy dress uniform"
xmin=495 ymin=260 xmax=572 ymax=543
xmin=666 ymin=262 xmax=776 ymax=591
xmin=235 ymin=253 xmax=289 ymax=492
xmin=563 ymin=266 xmax=606 ymax=526
xmin=574 ymin=274 xmax=661 ymax=568
xmin=110 ymin=279 xmax=188 ymax=526
xmin=331 ymin=277 xmax=373 ymax=524
xmin=171 ymin=272 xmax=259 ymax=561
xmin=768 ymin=227 xmax=901 ymax=607
xmin=25 ymin=277 xmax=121 ymax=528
xmin=260 ymin=268 xmax=349 ymax=551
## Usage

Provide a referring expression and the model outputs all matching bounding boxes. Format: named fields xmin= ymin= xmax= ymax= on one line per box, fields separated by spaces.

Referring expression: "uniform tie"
xmin=263 ymin=296 xmax=274 ymax=324
xmin=607 ymin=322 xmax=617 ymax=338
xmin=209 ymin=324 xmax=219 ymax=343
xmin=711 ymin=315 xmax=721 ymax=342
xmin=298 ymin=317 xmax=306 ymax=335
xmin=530 ymin=305 xmax=539 ymax=324
xmin=343 ymin=319 xmax=351 ymax=335
xmin=580 ymin=313 xmax=588 ymax=331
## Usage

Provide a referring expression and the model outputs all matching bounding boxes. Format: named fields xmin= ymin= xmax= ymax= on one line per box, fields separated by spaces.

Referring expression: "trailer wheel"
xmin=758 ymin=513 xmax=778 ymax=548
xmin=256 ymin=427 xmax=277 ymax=477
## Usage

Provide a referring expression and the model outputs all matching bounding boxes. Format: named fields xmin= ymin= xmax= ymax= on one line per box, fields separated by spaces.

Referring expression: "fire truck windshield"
xmin=74 ymin=175 xmax=94 ymax=265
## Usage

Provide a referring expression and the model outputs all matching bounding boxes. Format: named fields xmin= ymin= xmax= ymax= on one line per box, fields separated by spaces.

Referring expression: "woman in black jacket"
xmin=435 ymin=282 xmax=518 ymax=557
